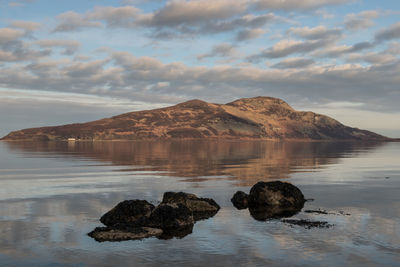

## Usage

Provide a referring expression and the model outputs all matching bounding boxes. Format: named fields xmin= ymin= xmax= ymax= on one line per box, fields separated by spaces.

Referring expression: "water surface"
xmin=0 ymin=140 xmax=399 ymax=266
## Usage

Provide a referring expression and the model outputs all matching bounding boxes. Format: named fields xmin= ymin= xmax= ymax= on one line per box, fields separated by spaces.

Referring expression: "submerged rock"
xmin=100 ymin=199 xmax=155 ymax=227
xmin=88 ymin=226 xmax=162 ymax=242
xmin=281 ymin=219 xmax=333 ymax=229
xmin=231 ymin=191 xmax=249 ymax=210
xmin=248 ymin=181 xmax=305 ymax=209
xmin=161 ymin=192 xmax=220 ymax=220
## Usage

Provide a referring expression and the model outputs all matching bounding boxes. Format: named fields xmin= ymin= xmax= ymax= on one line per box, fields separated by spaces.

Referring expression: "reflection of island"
xmin=4 ymin=141 xmax=384 ymax=186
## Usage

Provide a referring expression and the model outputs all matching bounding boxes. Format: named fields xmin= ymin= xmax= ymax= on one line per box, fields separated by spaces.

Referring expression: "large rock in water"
xmin=248 ymin=181 xmax=305 ymax=209
xmin=100 ymin=200 xmax=155 ymax=227
xmin=161 ymin=192 xmax=220 ymax=220
xmin=231 ymin=181 xmax=306 ymax=220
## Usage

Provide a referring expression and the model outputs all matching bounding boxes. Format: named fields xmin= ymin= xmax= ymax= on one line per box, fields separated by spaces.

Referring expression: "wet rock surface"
xmin=248 ymin=181 xmax=305 ymax=209
xmin=144 ymin=203 xmax=194 ymax=230
xmin=100 ymin=200 xmax=155 ymax=227
xmin=231 ymin=191 xmax=249 ymax=210
xmin=161 ymin=192 xmax=220 ymax=220
xmin=88 ymin=227 xmax=163 ymax=242
xmin=88 ymin=192 xmax=219 ymax=242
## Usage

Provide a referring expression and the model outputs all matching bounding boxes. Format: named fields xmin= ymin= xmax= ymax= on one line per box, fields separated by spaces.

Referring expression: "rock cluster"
xmin=231 ymin=181 xmax=305 ymax=221
xmin=88 ymin=192 xmax=220 ymax=242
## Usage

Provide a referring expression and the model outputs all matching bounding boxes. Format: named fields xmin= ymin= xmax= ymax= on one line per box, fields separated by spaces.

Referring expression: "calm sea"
xmin=0 ymin=141 xmax=399 ymax=266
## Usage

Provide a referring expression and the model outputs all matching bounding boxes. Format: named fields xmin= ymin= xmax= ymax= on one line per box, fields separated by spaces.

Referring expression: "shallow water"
xmin=0 ymin=140 xmax=399 ymax=266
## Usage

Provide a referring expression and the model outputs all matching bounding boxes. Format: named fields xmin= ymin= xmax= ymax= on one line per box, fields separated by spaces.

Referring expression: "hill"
xmin=1 ymin=96 xmax=388 ymax=141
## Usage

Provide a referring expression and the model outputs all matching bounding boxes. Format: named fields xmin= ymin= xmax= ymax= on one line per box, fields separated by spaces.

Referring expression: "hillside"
xmin=1 ymin=96 xmax=388 ymax=141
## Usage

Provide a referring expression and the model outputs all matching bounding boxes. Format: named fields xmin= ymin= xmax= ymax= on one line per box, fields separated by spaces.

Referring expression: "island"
xmin=1 ymin=96 xmax=388 ymax=141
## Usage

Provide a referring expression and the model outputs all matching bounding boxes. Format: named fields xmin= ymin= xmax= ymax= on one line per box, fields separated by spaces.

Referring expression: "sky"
xmin=0 ymin=0 xmax=399 ymax=138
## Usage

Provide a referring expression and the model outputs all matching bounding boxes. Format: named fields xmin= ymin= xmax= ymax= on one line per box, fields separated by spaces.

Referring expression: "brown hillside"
xmin=1 ymin=96 xmax=388 ymax=141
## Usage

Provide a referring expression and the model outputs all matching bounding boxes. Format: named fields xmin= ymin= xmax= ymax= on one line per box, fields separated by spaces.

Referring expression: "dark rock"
xmin=231 ymin=181 xmax=306 ymax=220
xmin=231 ymin=191 xmax=249 ymax=209
xmin=88 ymin=226 xmax=162 ymax=242
xmin=248 ymin=181 xmax=305 ymax=209
xmin=145 ymin=203 xmax=194 ymax=231
xmin=281 ymin=219 xmax=333 ymax=229
xmin=100 ymin=200 xmax=155 ymax=227
xmin=161 ymin=192 xmax=220 ymax=220
xmin=89 ymin=192 xmax=220 ymax=242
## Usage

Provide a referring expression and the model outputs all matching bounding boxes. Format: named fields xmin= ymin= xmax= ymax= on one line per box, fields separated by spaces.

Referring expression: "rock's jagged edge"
xmin=1 ymin=96 xmax=389 ymax=141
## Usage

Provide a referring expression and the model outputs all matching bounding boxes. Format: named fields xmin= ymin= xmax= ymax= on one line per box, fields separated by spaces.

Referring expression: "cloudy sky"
xmin=0 ymin=0 xmax=399 ymax=137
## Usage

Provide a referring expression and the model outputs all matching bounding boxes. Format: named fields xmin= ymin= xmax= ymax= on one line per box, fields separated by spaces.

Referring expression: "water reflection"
xmin=0 ymin=140 xmax=399 ymax=266
xmin=3 ymin=140 xmax=384 ymax=186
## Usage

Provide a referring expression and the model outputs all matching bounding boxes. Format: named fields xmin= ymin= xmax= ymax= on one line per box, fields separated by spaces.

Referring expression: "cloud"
xmin=35 ymin=40 xmax=81 ymax=55
xmin=314 ymin=41 xmax=374 ymax=57
xmin=199 ymin=13 xmax=279 ymax=35
xmin=1 ymin=50 xmax=399 ymax=113
xmin=247 ymin=39 xmax=332 ymax=60
xmin=0 ymin=27 xmax=51 ymax=62
xmin=344 ymin=10 xmax=380 ymax=31
xmin=53 ymin=11 xmax=103 ymax=32
xmin=8 ymin=0 xmax=35 ymax=7
xmin=252 ymin=0 xmax=350 ymax=11
xmin=236 ymin=28 xmax=265 ymax=41
xmin=0 ymin=28 xmax=25 ymax=44
xmin=86 ymin=6 xmax=141 ymax=27
xmin=346 ymin=43 xmax=400 ymax=65
xmin=347 ymin=52 xmax=397 ymax=65
xmin=52 ymin=4 xmax=285 ymax=39
xmin=9 ymin=20 xmax=41 ymax=32
xmin=246 ymin=25 xmax=344 ymax=61
xmin=271 ymin=57 xmax=315 ymax=68
xmin=375 ymin=22 xmax=400 ymax=42
xmin=197 ymin=43 xmax=237 ymax=60
xmin=144 ymin=0 xmax=248 ymax=26
xmin=287 ymin=26 xmax=342 ymax=40
xmin=0 ymin=47 xmax=50 ymax=62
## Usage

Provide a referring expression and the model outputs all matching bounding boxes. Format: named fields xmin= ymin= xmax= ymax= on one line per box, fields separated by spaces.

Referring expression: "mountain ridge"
xmin=1 ymin=96 xmax=389 ymax=141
